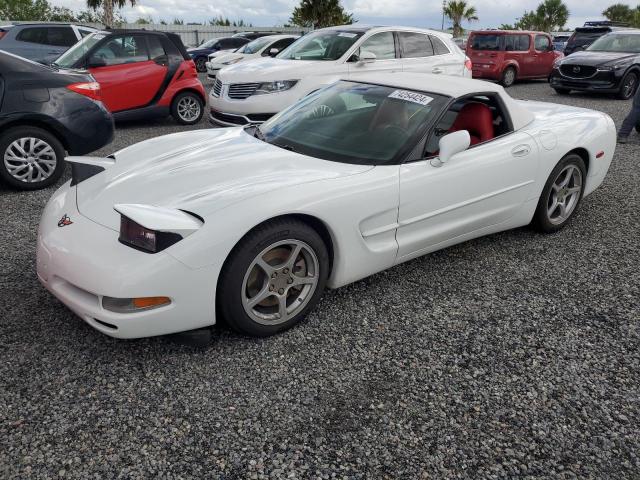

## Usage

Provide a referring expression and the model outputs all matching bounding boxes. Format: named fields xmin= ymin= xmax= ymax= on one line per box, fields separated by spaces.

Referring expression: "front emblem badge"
xmin=58 ymin=214 xmax=73 ymax=227
xmin=573 ymin=66 xmax=581 ymax=73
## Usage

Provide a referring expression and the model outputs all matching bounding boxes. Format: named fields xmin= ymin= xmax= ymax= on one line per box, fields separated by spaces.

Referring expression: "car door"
xmin=88 ymin=34 xmax=166 ymax=112
xmin=347 ymin=31 xmax=402 ymax=75
xmin=531 ymin=34 xmax=556 ymax=77
xmin=397 ymin=31 xmax=440 ymax=74
xmin=43 ymin=27 xmax=78 ymax=64
xmin=504 ymin=34 xmax=532 ymax=77
xmin=428 ymin=35 xmax=463 ymax=75
xmin=396 ymin=103 xmax=538 ymax=258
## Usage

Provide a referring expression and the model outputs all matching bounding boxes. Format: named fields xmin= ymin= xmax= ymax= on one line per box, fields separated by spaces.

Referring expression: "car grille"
xmin=560 ymin=64 xmax=597 ymax=78
xmin=212 ymin=79 xmax=223 ymax=97
xmin=228 ymin=83 xmax=260 ymax=100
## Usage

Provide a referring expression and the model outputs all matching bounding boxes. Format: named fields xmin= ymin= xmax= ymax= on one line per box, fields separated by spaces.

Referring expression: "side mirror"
xmin=434 ymin=130 xmax=471 ymax=166
xmin=358 ymin=50 xmax=376 ymax=64
xmin=87 ymin=56 xmax=107 ymax=68
xmin=268 ymin=48 xmax=280 ymax=57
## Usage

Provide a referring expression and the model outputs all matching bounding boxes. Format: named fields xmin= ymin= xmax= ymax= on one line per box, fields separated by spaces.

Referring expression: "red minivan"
xmin=466 ymin=30 xmax=563 ymax=87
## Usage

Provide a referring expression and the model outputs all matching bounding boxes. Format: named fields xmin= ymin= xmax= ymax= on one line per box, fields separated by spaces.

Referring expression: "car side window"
xmin=264 ymin=38 xmax=295 ymax=56
xmin=47 ymin=27 xmax=77 ymax=47
xmin=504 ymin=34 xmax=530 ymax=51
xmin=360 ymin=32 xmax=396 ymax=60
xmin=146 ymin=35 xmax=166 ymax=60
xmin=234 ymin=38 xmax=249 ymax=48
xmin=92 ymin=35 xmax=149 ymax=65
xmin=16 ymin=27 xmax=48 ymax=44
xmin=430 ymin=36 xmax=450 ymax=55
xmin=78 ymin=28 xmax=93 ymax=38
xmin=398 ymin=32 xmax=434 ymax=58
xmin=535 ymin=35 xmax=551 ymax=51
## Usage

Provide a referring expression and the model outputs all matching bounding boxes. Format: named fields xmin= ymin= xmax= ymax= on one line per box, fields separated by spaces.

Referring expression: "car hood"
xmin=218 ymin=57 xmax=325 ymax=82
xmin=76 ymin=128 xmax=372 ymax=231
xmin=560 ymin=51 xmax=638 ymax=66
xmin=212 ymin=52 xmax=245 ymax=65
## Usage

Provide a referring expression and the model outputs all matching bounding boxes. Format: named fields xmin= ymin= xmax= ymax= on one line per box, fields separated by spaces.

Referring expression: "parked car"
xmin=37 ymin=73 xmax=614 ymax=339
xmin=552 ymin=32 xmax=572 ymax=51
xmin=187 ymin=36 xmax=250 ymax=71
xmin=209 ymin=25 xmax=471 ymax=127
xmin=453 ymin=37 xmax=467 ymax=49
xmin=564 ymin=25 xmax=630 ymax=56
xmin=0 ymin=23 xmax=97 ymax=64
xmin=550 ymin=30 xmax=640 ymax=99
xmin=233 ymin=31 xmax=282 ymax=40
xmin=205 ymin=34 xmax=299 ymax=80
xmin=0 ymin=51 xmax=113 ymax=190
xmin=53 ymin=30 xmax=207 ymax=125
xmin=466 ymin=30 xmax=562 ymax=87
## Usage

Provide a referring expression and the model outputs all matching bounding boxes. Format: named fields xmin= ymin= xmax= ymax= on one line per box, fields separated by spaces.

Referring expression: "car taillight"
xmin=187 ymin=60 xmax=198 ymax=77
xmin=67 ymin=82 xmax=101 ymax=101
xmin=0 ymin=31 xmax=6 ymax=40
xmin=465 ymin=58 xmax=473 ymax=70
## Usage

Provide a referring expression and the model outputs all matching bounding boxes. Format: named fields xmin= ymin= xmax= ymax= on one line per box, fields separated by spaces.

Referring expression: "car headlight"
xmin=598 ymin=65 xmax=624 ymax=72
xmin=254 ymin=80 xmax=298 ymax=95
xmin=222 ymin=57 xmax=243 ymax=65
xmin=119 ymin=215 xmax=182 ymax=253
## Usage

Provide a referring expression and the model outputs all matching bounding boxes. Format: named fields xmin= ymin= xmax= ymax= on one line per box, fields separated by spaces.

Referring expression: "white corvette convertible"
xmin=37 ymin=73 xmax=615 ymax=338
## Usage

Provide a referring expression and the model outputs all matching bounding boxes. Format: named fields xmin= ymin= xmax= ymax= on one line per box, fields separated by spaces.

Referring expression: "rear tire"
xmin=553 ymin=88 xmax=571 ymax=95
xmin=218 ymin=218 xmax=329 ymax=337
xmin=617 ymin=71 xmax=638 ymax=100
xmin=532 ymin=153 xmax=586 ymax=233
xmin=500 ymin=66 xmax=517 ymax=88
xmin=171 ymin=91 xmax=204 ymax=125
xmin=0 ymin=126 xmax=65 ymax=190
xmin=195 ymin=56 xmax=207 ymax=72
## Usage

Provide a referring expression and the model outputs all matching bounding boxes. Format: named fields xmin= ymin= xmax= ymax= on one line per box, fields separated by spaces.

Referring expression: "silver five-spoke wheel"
xmin=241 ymin=240 xmax=320 ymax=325
xmin=547 ymin=164 xmax=583 ymax=225
xmin=3 ymin=137 xmax=57 ymax=184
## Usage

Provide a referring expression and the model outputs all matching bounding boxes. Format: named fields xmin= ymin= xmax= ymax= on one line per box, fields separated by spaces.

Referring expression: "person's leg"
xmin=619 ymin=91 xmax=640 ymax=141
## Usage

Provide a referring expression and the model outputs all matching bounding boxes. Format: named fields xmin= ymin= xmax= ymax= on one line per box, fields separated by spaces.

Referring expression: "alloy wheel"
xmin=177 ymin=96 xmax=202 ymax=123
xmin=547 ymin=164 xmax=583 ymax=225
xmin=241 ymin=240 xmax=320 ymax=325
xmin=622 ymin=74 xmax=637 ymax=99
xmin=3 ymin=137 xmax=57 ymax=184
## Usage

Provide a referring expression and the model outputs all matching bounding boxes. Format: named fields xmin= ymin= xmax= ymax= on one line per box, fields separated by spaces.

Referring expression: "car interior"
xmin=424 ymin=94 xmax=512 ymax=157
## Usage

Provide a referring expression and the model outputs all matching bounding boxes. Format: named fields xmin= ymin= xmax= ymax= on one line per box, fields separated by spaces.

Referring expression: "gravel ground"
xmin=1 ymin=76 xmax=639 ymax=479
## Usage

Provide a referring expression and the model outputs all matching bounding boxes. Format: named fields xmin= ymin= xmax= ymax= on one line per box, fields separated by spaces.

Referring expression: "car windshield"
xmin=278 ymin=30 xmax=363 ymax=61
xmin=587 ymin=33 xmax=640 ymax=53
xmin=55 ymin=32 xmax=106 ymax=68
xmin=256 ymin=81 xmax=448 ymax=165
xmin=569 ymin=31 xmax=606 ymax=48
xmin=470 ymin=34 xmax=500 ymax=51
xmin=237 ymin=36 xmax=273 ymax=54
xmin=200 ymin=38 xmax=218 ymax=48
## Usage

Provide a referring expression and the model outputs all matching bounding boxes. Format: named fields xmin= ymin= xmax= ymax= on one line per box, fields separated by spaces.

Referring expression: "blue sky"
xmin=51 ymin=0 xmax=629 ymax=29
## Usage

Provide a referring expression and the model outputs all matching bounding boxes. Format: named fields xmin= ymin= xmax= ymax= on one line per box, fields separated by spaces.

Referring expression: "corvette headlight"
xmin=119 ymin=215 xmax=182 ymax=253
xmin=222 ymin=57 xmax=243 ymax=65
xmin=254 ymin=80 xmax=298 ymax=95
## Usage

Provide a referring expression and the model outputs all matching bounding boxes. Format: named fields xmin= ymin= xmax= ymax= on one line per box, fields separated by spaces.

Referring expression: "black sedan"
xmin=0 ymin=51 xmax=114 ymax=190
xmin=550 ymin=30 xmax=640 ymax=99
xmin=187 ymin=36 xmax=250 ymax=72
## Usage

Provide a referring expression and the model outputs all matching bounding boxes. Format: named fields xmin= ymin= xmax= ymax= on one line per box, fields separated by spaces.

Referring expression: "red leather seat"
xmin=449 ymin=103 xmax=495 ymax=145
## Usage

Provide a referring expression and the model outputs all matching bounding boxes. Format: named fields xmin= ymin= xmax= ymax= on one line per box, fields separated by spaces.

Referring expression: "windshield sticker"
xmin=338 ymin=32 xmax=357 ymax=38
xmin=388 ymin=90 xmax=433 ymax=106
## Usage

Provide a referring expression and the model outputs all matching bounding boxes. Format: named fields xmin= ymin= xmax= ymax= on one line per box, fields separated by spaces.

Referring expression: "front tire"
xmin=218 ymin=218 xmax=329 ymax=337
xmin=617 ymin=71 xmax=639 ymax=100
xmin=500 ymin=66 xmax=517 ymax=88
xmin=195 ymin=56 xmax=207 ymax=72
xmin=532 ymin=153 xmax=586 ymax=233
xmin=171 ymin=91 xmax=204 ymax=125
xmin=0 ymin=126 xmax=65 ymax=190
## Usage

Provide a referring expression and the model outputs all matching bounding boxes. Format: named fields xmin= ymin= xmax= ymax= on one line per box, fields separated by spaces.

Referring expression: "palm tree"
xmin=534 ymin=0 xmax=569 ymax=31
xmin=290 ymin=0 xmax=354 ymax=29
xmin=86 ymin=0 xmax=135 ymax=27
xmin=444 ymin=1 xmax=478 ymax=38
xmin=602 ymin=3 xmax=634 ymax=24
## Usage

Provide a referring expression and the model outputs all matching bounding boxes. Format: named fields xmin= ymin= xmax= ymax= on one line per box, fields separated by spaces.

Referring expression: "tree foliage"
xmin=443 ymin=1 xmax=478 ymax=38
xmin=289 ymin=0 xmax=354 ymax=28
xmin=208 ymin=16 xmax=252 ymax=27
xmin=510 ymin=0 xmax=569 ymax=31
xmin=86 ymin=0 xmax=135 ymax=27
xmin=0 ymin=0 xmax=123 ymax=24
xmin=602 ymin=3 xmax=640 ymax=27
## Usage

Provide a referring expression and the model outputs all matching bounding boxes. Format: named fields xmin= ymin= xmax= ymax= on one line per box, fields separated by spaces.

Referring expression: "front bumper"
xmin=205 ymin=61 xmax=220 ymax=79
xmin=208 ymin=83 xmax=300 ymax=120
xmin=36 ymin=183 xmax=217 ymax=339
xmin=549 ymin=69 xmax=621 ymax=93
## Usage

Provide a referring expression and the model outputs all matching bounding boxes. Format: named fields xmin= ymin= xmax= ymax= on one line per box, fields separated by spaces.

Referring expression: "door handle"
xmin=511 ymin=144 xmax=531 ymax=157
xmin=432 ymin=67 xmax=444 ymax=74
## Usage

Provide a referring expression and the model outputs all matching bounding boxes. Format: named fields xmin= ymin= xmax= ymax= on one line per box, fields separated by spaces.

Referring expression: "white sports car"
xmin=37 ymin=73 xmax=616 ymax=339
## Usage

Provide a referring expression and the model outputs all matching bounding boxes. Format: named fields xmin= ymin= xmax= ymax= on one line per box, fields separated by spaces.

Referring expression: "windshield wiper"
xmin=50 ymin=62 xmax=59 ymax=70
xmin=244 ymin=124 xmax=265 ymax=141
xmin=271 ymin=142 xmax=296 ymax=152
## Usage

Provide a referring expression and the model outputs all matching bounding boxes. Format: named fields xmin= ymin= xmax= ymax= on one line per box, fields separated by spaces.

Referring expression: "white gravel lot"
xmin=0 ymin=76 xmax=638 ymax=479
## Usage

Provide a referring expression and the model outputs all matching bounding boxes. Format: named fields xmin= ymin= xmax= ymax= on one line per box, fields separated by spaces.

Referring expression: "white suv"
xmin=209 ymin=25 xmax=472 ymax=126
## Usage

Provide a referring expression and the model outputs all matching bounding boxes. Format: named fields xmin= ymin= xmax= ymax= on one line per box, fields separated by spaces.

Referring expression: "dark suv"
xmin=564 ymin=25 xmax=630 ymax=56
xmin=550 ymin=30 xmax=640 ymax=99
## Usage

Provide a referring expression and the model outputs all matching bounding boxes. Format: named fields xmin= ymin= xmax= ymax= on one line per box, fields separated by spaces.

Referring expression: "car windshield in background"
xmin=200 ymin=38 xmax=218 ymax=48
xmin=587 ymin=34 xmax=640 ymax=52
xmin=278 ymin=30 xmax=363 ymax=60
xmin=471 ymin=35 xmax=500 ymax=50
xmin=569 ymin=31 xmax=605 ymax=48
xmin=238 ymin=36 xmax=272 ymax=54
xmin=55 ymin=32 xmax=105 ymax=68
xmin=257 ymin=81 xmax=448 ymax=165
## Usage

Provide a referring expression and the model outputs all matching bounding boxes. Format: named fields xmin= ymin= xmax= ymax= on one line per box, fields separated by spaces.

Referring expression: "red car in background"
xmin=54 ymin=30 xmax=206 ymax=125
xmin=466 ymin=30 xmax=563 ymax=87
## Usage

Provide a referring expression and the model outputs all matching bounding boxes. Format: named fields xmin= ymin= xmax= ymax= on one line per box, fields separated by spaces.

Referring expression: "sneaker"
xmin=618 ymin=135 xmax=629 ymax=144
